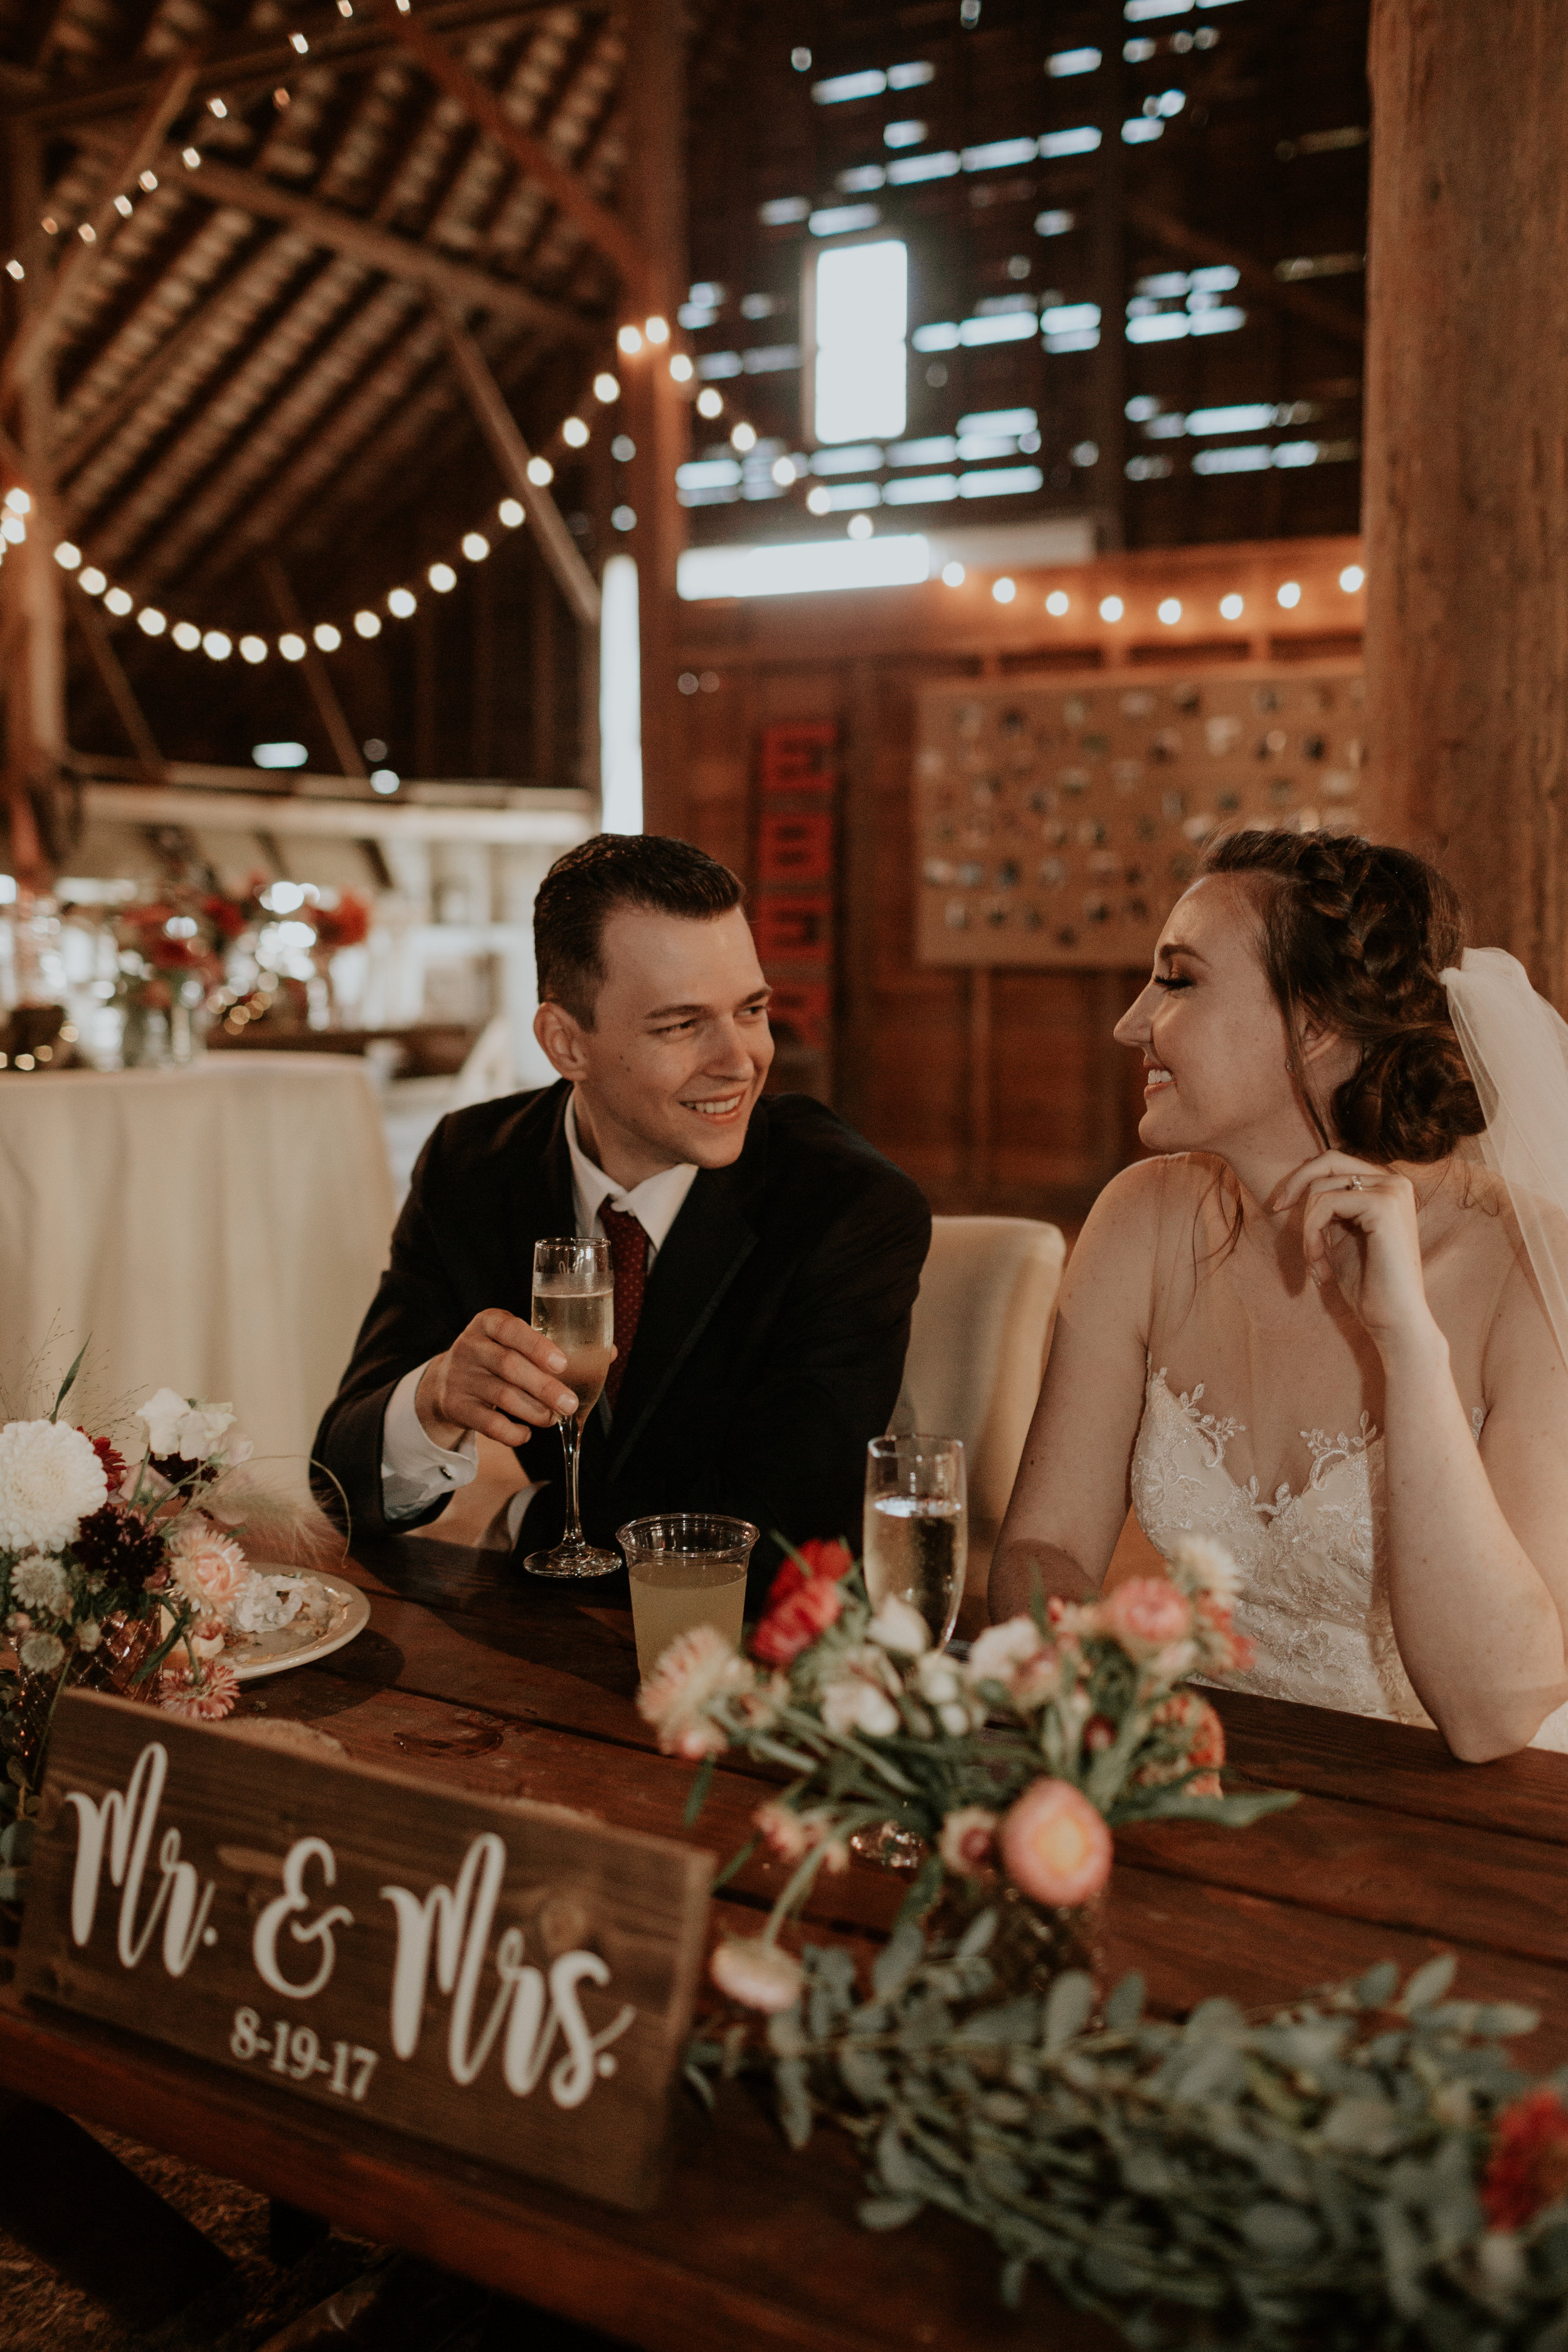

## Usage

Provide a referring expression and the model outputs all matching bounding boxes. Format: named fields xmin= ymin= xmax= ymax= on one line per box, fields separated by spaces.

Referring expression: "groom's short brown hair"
xmin=534 ymin=832 xmax=744 ymax=1027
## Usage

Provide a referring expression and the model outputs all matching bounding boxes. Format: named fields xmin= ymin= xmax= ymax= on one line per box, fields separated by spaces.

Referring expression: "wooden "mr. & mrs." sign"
xmin=16 ymin=1692 xmax=713 ymax=2210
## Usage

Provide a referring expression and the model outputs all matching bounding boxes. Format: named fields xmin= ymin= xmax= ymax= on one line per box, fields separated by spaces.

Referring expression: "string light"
xmin=54 ymin=541 xmax=80 ymax=569
xmin=354 ymin=610 xmax=381 ymax=637
xmin=498 ymin=499 xmax=524 ymax=528
xmin=617 ymin=325 xmax=643 ymax=356
xmin=1339 ymin=564 xmax=1364 ymax=592
xmin=731 ymin=421 xmax=756 ymax=452
xmin=1277 ymin=579 xmax=1302 ymax=608
xmin=526 ymin=456 xmax=553 ymax=485
xmin=114 ymin=195 xmax=133 ymax=218
xmin=313 ymin=622 xmax=341 ymax=651
xmin=278 ymin=632 xmax=306 ymax=660
xmin=172 ymin=621 xmax=199 ymax=650
xmin=5 ymin=260 xmax=21 ymax=280
xmin=388 ymin=588 xmax=416 ymax=619
xmin=103 ymin=586 xmax=132 ymax=614
xmin=6 ymin=488 xmax=31 ymax=514
xmin=1157 ymin=596 xmax=1181 ymax=625
xmin=202 ymin=630 xmax=233 ymax=660
xmin=993 ymin=576 xmax=1015 ymax=603
xmin=1099 ymin=595 xmax=1124 ymax=622
xmin=461 ymin=532 xmax=489 ymax=561
xmin=696 ymin=387 xmax=723 ymax=419
xmin=561 ymin=416 xmax=588 ymax=447
xmin=941 ymin=562 xmax=965 ymax=586
xmin=670 ymin=354 xmax=692 ymax=383
xmin=593 ymin=373 xmax=620 ymax=403
xmin=644 ymin=314 xmax=669 ymax=344
xmin=1220 ymin=592 xmax=1244 ymax=620
xmin=137 ymin=607 xmax=166 ymax=635
xmin=428 ymin=562 xmax=457 ymax=593
xmin=139 ymin=171 xmax=158 ymax=191
xmin=240 ymin=635 xmax=267 ymax=664
xmin=1045 ymin=589 xmax=1069 ymax=615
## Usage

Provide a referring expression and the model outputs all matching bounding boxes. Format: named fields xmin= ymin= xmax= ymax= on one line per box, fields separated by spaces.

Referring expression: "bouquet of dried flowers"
xmin=638 ymin=1534 xmax=1296 ymax=2015
xmin=689 ymin=1944 xmax=1568 ymax=2351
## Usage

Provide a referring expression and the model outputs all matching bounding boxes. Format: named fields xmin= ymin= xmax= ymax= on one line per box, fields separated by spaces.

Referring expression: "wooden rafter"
xmin=66 ymin=591 xmax=164 ymax=779
xmin=374 ymin=0 xmax=648 ymax=299
xmin=260 ymin=557 xmax=368 ymax=782
xmin=16 ymin=0 xmax=601 ymax=131
xmin=87 ymin=143 xmax=593 ymax=341
xmin=435 ymin=297 xmax=599 ymax=627
xmin=1125 ymin=201 xmax=1364 ymax=351
xmin=1 ymin=58 xmax=202 ymax=413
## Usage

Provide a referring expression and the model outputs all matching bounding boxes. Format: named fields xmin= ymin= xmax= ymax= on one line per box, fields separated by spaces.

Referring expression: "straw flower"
xmin=1000 ymin=1777 xmax=1113 ymax=1908
xmin=710 ymin=1936 xmax=804 ymax=2013
xmin=168 ymin=1515 xmax=250 ymax=1612
xmin=1098 ymin=1577 xmax=1192 ymax=1658
xmin=939 ymin=1806 xmax=1000 ymax=1877
xmin=637 ymin=1623 xmax=754 ymax=1759
xmin=156 ymin=1660 xmax=239 ymax=1722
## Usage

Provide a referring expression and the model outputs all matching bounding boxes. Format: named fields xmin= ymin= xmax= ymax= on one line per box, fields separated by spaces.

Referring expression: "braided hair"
xmin=1199 ymin=830 xmax=1485 ymax=1163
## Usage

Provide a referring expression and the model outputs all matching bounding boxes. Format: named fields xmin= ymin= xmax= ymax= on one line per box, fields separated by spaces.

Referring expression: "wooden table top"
xmin=4 ymin=1532 xmax=1567 ymax=2352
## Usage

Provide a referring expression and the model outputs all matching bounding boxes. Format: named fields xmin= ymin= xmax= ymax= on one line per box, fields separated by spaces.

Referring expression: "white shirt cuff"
xmin=380 ymin=1362 xmax=478 ymax=1523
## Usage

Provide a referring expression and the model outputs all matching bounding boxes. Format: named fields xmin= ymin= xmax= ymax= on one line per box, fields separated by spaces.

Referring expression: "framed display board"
xmin=914 ymin=661 xmax=1365 ymax=969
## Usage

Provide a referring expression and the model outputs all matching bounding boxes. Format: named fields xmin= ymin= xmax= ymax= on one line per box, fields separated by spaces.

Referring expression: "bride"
xmin=989 ymin=827 xmax=1568 ymax=1759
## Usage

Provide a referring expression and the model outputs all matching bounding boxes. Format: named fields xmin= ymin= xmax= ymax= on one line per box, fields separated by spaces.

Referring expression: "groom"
xmin=315 ymin=832 xmax=931 ymax=1601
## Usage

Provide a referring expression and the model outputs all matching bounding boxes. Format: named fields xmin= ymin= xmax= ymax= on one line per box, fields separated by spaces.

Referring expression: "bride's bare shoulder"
xmin=1076 ymin=1152 xmax=1224 ymax=1266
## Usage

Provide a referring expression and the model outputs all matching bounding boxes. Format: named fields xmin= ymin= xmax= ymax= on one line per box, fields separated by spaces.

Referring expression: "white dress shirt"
xmin=379 ymin=1093 xmax=699 ymax=1525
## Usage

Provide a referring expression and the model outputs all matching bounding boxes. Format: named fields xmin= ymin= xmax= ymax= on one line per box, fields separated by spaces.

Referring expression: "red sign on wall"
xmin=758 ymin=812 xmax=834 ymax=884
xmin=753 ymin=893 xmax=833 ymax=963
xmin=759 ymin=722 xmax=835 ymax=794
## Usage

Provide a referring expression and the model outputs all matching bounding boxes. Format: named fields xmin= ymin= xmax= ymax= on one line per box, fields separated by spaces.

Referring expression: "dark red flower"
xmin=1483 ymin=2089 xmax=1568 ymax=2231
xmin=82 ymin=1432 xmax=127 ymax=1493
xmin=203 ymin=893 xmax=250 ymax=941
xmin=72 ymin=1505 xmax=167 ymax=1593
xmin=764 ymin=1538 xmax=856 ymax=1612
xmin=312 ymin=892 xmax=372 ymax=950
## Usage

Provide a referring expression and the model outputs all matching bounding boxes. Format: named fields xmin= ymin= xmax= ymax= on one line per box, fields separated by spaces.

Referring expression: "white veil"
xmin=1442 ymin=947 xmax=1568 ymax=1375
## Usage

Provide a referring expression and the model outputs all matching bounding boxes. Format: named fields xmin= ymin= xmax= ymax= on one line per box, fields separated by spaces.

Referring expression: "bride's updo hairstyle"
xmin=1200 ymin=828 xmax=1485 ymax=1163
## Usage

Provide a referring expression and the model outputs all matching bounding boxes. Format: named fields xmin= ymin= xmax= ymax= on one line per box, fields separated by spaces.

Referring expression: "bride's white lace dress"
xmin=1131 ymin=1359 xmax=1568 ymax=1752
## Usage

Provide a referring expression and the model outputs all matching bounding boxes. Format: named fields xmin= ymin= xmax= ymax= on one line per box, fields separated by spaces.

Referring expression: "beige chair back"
xmin=894 ymin=1214 xmax=1066 ymax=1532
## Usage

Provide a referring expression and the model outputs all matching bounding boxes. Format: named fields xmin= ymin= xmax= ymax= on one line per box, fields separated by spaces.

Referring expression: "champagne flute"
xmin=523 ymin=1236 xmax=619 ymax=1579
xmin=864 ymin=1434 xmax=968 ymax=1650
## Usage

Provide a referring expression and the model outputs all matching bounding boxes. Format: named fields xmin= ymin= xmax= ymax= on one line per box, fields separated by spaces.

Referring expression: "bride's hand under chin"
xmin=1266 ymin=1152 xmax=1442 ymax=1358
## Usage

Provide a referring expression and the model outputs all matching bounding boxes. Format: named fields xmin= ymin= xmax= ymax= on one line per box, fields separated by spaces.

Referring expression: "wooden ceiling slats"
xmin=4 ymin=0 xmax=655 ymax=620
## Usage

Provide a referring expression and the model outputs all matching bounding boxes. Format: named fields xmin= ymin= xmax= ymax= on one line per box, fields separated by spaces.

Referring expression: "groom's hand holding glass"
xmin=413 ymin=1310 xmax=591 ymax=1450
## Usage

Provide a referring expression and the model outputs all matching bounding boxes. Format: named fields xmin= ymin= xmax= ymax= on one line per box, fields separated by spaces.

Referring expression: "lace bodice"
xmin=1130 ymin=1362 xmax=1568 ymax=1752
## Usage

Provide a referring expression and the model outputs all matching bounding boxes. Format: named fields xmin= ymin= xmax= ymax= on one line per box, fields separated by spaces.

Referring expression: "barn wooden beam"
xmin=435 ymin=299 xmax=600 ymax=627
xmin=51 ymin=254 xmax=270 ymax=485
xmin=130 ymin=147 xmax=594 ymax=341
xmin=1 ymin=60 xmax=201 ymax=414
xmin=376 ymin=0 xmax=648 ymax=299
xmin=1125 ymin=201 xmax=1364 ymax=351
xmin=260 ymin=557 xmax=369 ymax=783
xmin=66 ymin=591 xmax=164 ymax=779
xmin=14 ymin=1 xmax=593 ymax=132
xmin=619 ymin=0 xmax=687 ymax=831
xmin=2 ymin=122 xmax=65 ymax=884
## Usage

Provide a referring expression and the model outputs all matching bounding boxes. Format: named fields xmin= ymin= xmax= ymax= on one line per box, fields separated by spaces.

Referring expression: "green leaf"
xmin=859 ymin=2195 xmax=924 ymax=2231
xmin=1044 ymin=1971 xmax=1095 ymax=2051
xmin=48 ymin=1337 xmax=90 ymax=1423
xmin=1241 ymin=2203 xmax=1321 ymax=2262
xmin=1104 ymin=1971 xmax=1146 ymax=2031
xmin=682 ymin=1756 xmax=716 ymax=1828
xmin=958 ymin=1907 xmax=999 ymax=1960
xmin=711 ymin=1836 xmax=758 ymax=1893
xmin=1400 ymin=1954 xmax=1457 ymax=2013
xmin=957 ymin=1998 xmax=1040 ymax=2046
xmin=873 ymin=1922 xmax=926 ymax=2000
xmin=894 ymin=1852 xmax=945 ymax=1929
xmin=776 ymin=2057 xmax=813 ymax=2150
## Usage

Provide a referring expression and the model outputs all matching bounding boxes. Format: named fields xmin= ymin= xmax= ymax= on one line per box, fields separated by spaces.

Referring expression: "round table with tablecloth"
xmin=0 ymin=1053 xmax=395 ymax=1475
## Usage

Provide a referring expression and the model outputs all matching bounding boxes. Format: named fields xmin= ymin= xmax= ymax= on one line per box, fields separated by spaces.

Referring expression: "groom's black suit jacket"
xmin=315 ymin=1081 xmax=931 ymax=1606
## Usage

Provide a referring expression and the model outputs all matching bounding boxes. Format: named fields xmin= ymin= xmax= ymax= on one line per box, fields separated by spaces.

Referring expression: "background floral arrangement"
xmin=0 ymin=1360 xmax=333 ymax=1913
xmin=638 ymin=1532 xmax=1296 ymax=2015
xmin=690 ymin=1943 xmax=1568 ymax=2351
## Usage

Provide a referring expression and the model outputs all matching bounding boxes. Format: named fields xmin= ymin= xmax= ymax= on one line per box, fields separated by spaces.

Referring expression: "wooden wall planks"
xmin=676 ymin=534 xmax=1360 ymax=1219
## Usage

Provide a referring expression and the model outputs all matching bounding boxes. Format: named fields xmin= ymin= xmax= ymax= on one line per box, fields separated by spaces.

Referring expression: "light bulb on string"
xmin=731 ymin=421 xmax=756 ymax=452
xmin=103 ymin=586 xmax=132 ymax=615
xmin=561 ymin=416 xmax=588 ymax=447
xmin=172 ymin=620 xmax=200 ymax=650
xmin=462 ymin=532 xmax=489 ymax=561
xmin=696 ymin=387 xmax=723 ymax=419
xmin=669 ymin=354 xmax=692 ymax=383
xmin=497 ymin=499 xmax=524 ymax=528
xmin=314 ymin=622 xmax=341 ymax=652
xmin=137 ymin=607 xmax=166 ymax=636
xmin=354 ymin=610 xmax=381 ymax=638
xmin=203 ymin=630 xmax=233 ymax=660
xmin=240 ymin=635 xmax=267 ymax=664
xmin=593 ymin=372 xmax=620 ymax=403
xmin=428 ymin=562 xmax=457 ymax=593
xmin=278 ymin=632 xmax=306 ymax=661
xmin=644 ymin=315 xmax=669 ymax=344
xmin=53 ymin=542 xmax=80 ymax=569
xmin=388 ymin=587 xmax=416 ymax=618
xmin=617 ymin=324 xmax=642 ymax=356
xmin=526 ymin=456 xmax=553 ymax=485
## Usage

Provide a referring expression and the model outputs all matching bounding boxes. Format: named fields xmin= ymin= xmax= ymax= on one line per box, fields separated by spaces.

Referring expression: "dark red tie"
xmin=598 ymin=1204 xmax=648 ymax=1411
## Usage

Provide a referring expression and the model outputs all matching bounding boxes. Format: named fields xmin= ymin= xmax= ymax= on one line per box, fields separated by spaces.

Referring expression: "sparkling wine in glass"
xmin=523 ymin=1236 xmax=619 ymax=1579
xmin=863 ymin=1434 xmax=968 ymax=1650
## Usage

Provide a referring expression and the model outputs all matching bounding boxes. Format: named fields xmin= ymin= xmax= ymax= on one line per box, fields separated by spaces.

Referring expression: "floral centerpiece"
xmin=84 ymin=881 xmax=263 ymax=1065
xmin=638 ymin=1533 xmax=1295 ymax=2015
xmin=0 ymin=1364 xmax=337 ymax=1917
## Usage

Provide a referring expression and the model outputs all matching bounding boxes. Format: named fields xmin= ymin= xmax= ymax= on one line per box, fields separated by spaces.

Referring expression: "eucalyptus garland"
xmin=689 ymin=1925 xmax=1568 ymax=2351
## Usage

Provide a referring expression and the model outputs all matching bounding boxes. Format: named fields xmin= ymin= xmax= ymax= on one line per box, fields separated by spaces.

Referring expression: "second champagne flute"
xmin=523 ymin=1235 xmax=619 ymax=1578
xmin=863 ymin=1434 xmax=968 ymax=1650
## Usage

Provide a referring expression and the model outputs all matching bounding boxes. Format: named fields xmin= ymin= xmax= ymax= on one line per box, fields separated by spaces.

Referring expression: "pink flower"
xmin=710 ymin=1936 xmax=804 ymax=2013
xmin=636 ymin=1623 xmax=753 ymax=1758
xmin=999 ymin=1777 xmax=1113 ymax=1908
xmin=939 ymin=1806 xmax=999 ymax=1877
xmin=156 ymin=1660 xmax=238 ymax=1722
xmin=1136 ymin=1689 xmax=1227 ymax=1794
xmin=1098 ymin=1577 xmax=1192 ymax=1658
xmin=755 ymin=1802 xmax=849 ymax=1873
xmin=167 ymin=1514 xmax=249 ymax=1613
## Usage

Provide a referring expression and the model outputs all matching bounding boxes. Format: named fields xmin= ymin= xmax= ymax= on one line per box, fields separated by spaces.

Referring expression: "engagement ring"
xmin=1347 ymin=1175 xmax=1365 ymax=1192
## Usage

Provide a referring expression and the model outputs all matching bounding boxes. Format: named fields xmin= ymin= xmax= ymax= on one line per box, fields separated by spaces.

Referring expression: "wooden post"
xmin=1364 ymin=0 xmax=1568 ymax=1000
xmin=1088 ymin=3 xmax=1128 ymax=552
xmin=620 ymin=0 xmax=688 ymax=837
xmin=2 ymin=122 xmax=64 ymax=886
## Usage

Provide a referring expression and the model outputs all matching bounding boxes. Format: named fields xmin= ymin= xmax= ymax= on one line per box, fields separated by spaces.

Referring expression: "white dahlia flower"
xmin=0 ymin=1420 xmax=108 ymax=1554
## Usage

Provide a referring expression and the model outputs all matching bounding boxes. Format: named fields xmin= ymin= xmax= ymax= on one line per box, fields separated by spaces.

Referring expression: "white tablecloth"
xmin=0 ymin=1054 xmax=396 ymax=1476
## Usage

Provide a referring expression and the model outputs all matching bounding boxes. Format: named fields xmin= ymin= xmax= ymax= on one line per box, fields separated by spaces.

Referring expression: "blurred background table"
xmin=0 ymin=1054 xmax=395 ymax=1467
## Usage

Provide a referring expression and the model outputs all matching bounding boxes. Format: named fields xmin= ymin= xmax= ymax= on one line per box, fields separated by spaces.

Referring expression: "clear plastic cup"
xmin=617 ymin=1512 xmax=759 ymax=1681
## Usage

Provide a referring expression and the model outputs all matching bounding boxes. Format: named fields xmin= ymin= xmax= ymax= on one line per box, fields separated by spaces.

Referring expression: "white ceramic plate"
xmin=229 ymin=1572 xmax=372 ymax=1681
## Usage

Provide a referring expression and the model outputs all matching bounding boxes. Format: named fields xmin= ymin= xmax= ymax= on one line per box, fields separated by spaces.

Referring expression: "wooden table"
xmin=4 ymin=1532 xmax=1568 ymax=2352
